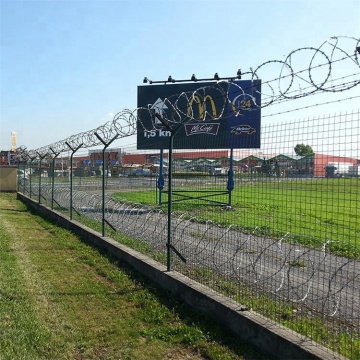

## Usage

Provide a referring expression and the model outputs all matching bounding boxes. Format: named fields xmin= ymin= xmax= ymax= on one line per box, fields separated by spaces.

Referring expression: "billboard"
xmin=137 ymin=80 xmax=261 ymax=149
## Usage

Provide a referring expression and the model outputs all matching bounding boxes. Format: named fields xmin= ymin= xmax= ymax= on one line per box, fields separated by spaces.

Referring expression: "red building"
xmin=71 ymin=149 xmax=358 ymax=178
xmin=312 ymin=154 xmax=357 ymax=177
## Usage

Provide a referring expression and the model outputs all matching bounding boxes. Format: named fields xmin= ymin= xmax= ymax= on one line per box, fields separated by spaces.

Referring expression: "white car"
xmin=17 ymin=170 xmax=28 ymax=184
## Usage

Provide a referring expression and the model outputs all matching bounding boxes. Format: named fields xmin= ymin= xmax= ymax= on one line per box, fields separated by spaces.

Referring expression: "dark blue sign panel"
xmin=137 ymin=80 xmax=261 ymax=149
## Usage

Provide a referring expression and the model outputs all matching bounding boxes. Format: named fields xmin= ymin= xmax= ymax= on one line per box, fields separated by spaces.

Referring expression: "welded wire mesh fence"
xmin=13 ymin=35 xmax=360 ymax=359
xmin=17 ymin=111 xmax=360 ymax=359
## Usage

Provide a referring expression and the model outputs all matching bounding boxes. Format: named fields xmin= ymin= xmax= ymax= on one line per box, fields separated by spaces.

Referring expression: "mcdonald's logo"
xmin=187 ymin=95 xmax=217 ymax=120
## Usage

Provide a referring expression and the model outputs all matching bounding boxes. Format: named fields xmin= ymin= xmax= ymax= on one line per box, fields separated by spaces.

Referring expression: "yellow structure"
xmin=11 ymin=132 xmax=17 ymax=152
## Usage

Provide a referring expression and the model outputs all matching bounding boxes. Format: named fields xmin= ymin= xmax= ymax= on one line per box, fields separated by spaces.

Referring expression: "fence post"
xmin=36 ymin=152 xmax=48 ymax=205
xmin=28 ymin=156 xmax=37 ymax=199
xmin=65 ymin=142 xmax=83 ymax=220
xmin=94 ymin=132 xmax=119 ymax=237
xmin=153 ymin=114 xmax=184 ymax=271
xmin=49 ymin=148 xmax=60 ymax=210
xmin=20 ymin=155 xmax=28 ymax=194
xmin=166 ymin=133 xmax=175 ymax=271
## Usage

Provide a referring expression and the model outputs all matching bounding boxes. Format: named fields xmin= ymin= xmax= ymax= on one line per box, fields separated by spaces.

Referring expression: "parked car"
xmin=17 ymin=169 xmax=28 ymax=184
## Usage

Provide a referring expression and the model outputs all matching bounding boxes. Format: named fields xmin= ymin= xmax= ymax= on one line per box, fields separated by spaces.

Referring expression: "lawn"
xmin=112 ymin=177 xmax=360 ymax=258
xmin=0 ymin=193 xmax=267 ymax=360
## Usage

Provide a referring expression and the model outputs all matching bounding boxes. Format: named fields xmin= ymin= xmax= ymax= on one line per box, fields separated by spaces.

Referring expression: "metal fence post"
xmin=94 ymin=132 xmax=119 ymax=237
xmin=49 ymin=148 xmax=60 ymax=210
xmin=65 ymin=142 xmax=83 ymax=220
xmin=166 ymin=134 xmax=174 ymax=271
xmin=36 ymin=152 xmax=48 ymax=204
xmin=153 ymin=114 xmax=184 ymax=271
xmin=28 ymin=156 xmax=37 ymax=199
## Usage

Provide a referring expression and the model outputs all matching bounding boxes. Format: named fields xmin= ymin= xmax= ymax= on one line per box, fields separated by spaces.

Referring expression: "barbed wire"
xmin=15 ymin=35 xmax=359 ymax=159
xmin=14 ymin=36 xmax=360 ymax=352
xmin=136 ymin=35 xmax=360 ymax=128
xmin=15 ymin=109 xmax=138 ymax=159
xmin=262 ymin=95 xmax=360 ymax=118
xmin=260 ymin=72 xmax=360 ymax=105
xmin=33 ymin=185 xmax=358 ymax=325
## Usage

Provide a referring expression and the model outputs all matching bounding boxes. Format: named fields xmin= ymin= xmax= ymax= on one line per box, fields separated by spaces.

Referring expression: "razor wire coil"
xmin=35 ymin=186 xmax=359 ymax=327
xmin=13 ymin=35 xmax=359 ymax=161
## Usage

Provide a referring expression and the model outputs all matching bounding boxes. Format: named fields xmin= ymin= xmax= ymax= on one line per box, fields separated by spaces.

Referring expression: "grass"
xmin=0 ymin=193 xmax=268 ymax=360
xmin=112 ymin=177 xmax=360 ymax=258
xmin=178 ymin=265 xmax=360 ymax=360
xmin=58 ymin=193 xmax=359 ymax=359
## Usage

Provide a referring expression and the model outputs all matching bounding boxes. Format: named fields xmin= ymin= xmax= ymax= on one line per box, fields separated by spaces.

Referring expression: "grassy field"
xmin=0 ymin=193 xmax=269 ymax=360
xmin=68 ymin=206 xmax=359 ymax=360
xmin=112 ymin=178 xmax=360 ymax=258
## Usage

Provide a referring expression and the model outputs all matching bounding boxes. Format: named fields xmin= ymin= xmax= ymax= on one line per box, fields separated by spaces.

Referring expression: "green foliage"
xmin=294 ymin=143 xmax=314 ymax=156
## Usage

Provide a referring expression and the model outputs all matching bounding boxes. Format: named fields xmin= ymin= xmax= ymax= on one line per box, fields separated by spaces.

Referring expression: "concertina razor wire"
xmin=13 ymin=35 xmax=359 ymax=160
xmin=33 ymin=185 xmax=359 ymax=326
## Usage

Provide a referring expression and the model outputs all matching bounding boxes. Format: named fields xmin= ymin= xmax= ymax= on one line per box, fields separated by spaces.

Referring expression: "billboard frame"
xmin=137 ymin=79 xmax=261 ymax=150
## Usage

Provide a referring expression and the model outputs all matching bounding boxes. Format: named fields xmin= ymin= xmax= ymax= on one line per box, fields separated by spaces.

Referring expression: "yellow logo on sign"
xmin=187 ymin=95 xmax=217 ymax=121
xmin=231 ymin=96 xmax=252 ymax=116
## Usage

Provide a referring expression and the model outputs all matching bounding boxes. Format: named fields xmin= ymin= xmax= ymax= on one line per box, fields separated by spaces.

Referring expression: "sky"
xmin=0 ymin=0 xmax=359 ymax=156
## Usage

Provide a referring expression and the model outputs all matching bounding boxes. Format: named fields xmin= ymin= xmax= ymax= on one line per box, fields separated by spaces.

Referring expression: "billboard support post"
xmin=157 ymin=148 xmax=164 ymax=205
xmin=227 ymin=148 xmax=234 ymax=207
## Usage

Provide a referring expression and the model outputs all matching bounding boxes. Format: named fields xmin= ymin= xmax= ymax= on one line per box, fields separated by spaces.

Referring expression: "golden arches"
xmin=187 ymin=95 xmax=217 ymax=120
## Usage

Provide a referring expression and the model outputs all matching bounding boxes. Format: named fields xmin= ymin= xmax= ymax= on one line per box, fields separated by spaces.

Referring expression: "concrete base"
xmin=0 ymin=165 xmax=17 ymax=192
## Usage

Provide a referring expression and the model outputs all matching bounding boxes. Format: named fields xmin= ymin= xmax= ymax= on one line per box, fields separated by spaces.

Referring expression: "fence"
xmin=15 ymin=111 xmax=359 ymax=359
xmin=14 ymin=36 xmax=360 ymax=359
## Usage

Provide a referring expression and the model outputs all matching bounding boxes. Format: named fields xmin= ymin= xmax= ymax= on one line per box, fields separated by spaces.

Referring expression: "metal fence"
xmin=14 ymin=36 xmax=360 ymax=359
xmin=16 ymin=111 xmax=360 ymax=359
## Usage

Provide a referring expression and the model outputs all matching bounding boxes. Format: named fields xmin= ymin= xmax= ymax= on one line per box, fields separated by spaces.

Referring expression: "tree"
xmin=294 ymin=143 xmax=314 ymax=156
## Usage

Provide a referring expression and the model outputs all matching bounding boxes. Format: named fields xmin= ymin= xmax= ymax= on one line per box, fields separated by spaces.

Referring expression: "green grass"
xmin=112 ymin=178 xmax=360 ymax=258
xmin=64 ymin=190 xmax=359 ymax=359
xmin=0 ymin=193 xmax=267 ymax=360
xmin=179 ymin=265 xmax=360 ymax=360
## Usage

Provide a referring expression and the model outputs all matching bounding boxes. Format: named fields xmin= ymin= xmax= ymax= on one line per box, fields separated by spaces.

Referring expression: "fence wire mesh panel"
xmin=168 ymin=112 xmax=360 ymax=359
xmin=17 ymin=118 xmax=360 ymax=359
xmin=13 ymin=36 xmax=360 ymax=359
xmin=18 ymin=112 xmax=360 ymax=359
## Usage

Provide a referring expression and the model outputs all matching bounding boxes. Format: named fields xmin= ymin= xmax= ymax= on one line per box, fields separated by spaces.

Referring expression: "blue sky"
xmin=1 ymin=0 xmax=359 ymax=152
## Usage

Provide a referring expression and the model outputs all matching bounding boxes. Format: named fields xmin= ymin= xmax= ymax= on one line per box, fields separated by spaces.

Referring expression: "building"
xmin=11 ymin=147 xmax=357 ymax=178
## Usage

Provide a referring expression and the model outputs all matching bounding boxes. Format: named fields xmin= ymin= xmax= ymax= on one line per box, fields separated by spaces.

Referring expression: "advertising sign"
xmin=137 ymin=80 xmax=261 ymax=149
